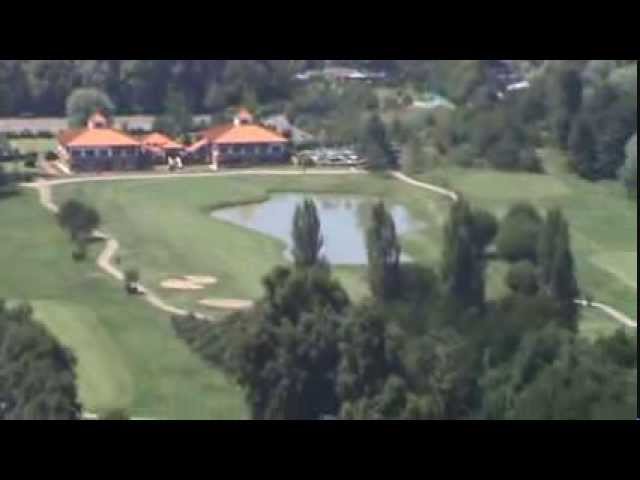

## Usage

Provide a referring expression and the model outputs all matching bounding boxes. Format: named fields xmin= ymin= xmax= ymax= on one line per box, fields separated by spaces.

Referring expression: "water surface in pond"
xmin=211 ymin=193 xmax=424 ymax=264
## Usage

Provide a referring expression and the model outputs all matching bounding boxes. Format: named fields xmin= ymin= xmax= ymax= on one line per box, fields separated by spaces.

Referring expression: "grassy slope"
xmin=0 ymin=191 xmax=246 ymax=419
xmin=416 ymin=148 xmax=637 ymax=322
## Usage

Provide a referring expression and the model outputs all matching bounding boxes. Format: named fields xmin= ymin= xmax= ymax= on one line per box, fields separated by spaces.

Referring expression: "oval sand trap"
xmin=198 ymin=298 xmax=254 ymax=310
xmin=184 ymin=275 xmax=218 ymax=285
xmin=161 ymin=278 xmax=204 ymax=290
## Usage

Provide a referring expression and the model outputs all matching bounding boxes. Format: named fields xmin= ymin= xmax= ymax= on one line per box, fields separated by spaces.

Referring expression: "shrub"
xmin=45 ymin=151 xmax=58 ymax=161
xmin=506 ymin=260 xmax=540 ymax=295
xmin=451 ymin=144 xmax=476 ymax=168
xmin=124 ymin=268 xmax=140 ymax=294
xmin=72 ymin=242 xmax=87 ymax=262
xmin=518 ymin=148 xmax=544 ymax=173
xmin=496 ymin=203 xmax=543 ymax=263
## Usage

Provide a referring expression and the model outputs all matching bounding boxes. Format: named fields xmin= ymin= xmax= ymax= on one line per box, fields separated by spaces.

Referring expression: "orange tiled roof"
xmin=212 ymin=124 xmax=288 ymax=144
xmin=142 ymin=132 xmax=183 ymax=150
xmin=199 ymin=123 xmax=234 ymax=140
xmin=58 ymin=129 xmax=85 ymax=145
xmin=66 ymin=128 xmax=141 ymax=147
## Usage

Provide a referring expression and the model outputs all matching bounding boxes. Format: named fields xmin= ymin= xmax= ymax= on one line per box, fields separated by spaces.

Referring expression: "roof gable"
xmin=66 ymin=128 xmax=141 ymax=147
xmin=213 ymin=124 xmax=288 ymax=144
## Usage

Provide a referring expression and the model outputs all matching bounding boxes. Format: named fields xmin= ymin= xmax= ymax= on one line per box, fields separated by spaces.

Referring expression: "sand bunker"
xmin=184 ymin=275 xmax=218 ymax=285
xmin=161 ymin=278 xmax=205 ymax=290
xmin=198 ymin=298 xmax=254 ymax=310
xmin=161 ymin=275 xmax=218 ymax=290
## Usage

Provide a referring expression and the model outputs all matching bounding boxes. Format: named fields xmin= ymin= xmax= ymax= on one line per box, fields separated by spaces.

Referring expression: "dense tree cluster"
xmin=173 ymin=195 xmax=634 ymax=420
xmin=529 ymin=61 xmax=636 ymax=182
xmin=0 ymin=301 xmax=82 ymax=420
xmin=0 ymin=60 xmax=314 ymax=117
xmin=65 ymin=88 xmax=115 ymax=128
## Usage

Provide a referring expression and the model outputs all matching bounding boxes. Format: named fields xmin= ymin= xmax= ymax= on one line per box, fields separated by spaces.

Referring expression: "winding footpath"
xmin=390 ymin=171 xmax=637 ymax=330
xmin=21 ymin=167 xmax=636 ymax=330
xmin=22 ymin=169 xmax=367 ymax=323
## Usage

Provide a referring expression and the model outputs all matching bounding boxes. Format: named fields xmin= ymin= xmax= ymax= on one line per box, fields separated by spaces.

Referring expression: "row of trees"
xmin=0 ymin=60 xmax=313 ymax=117
xmin=173 ymin=195 xmax=636 ymax=419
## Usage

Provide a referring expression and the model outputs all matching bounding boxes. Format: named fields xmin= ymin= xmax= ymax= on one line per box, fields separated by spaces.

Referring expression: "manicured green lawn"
xmin=10 ymin=137 xmax=57 ymax=154
xmin=0 ymin=191 xmax=246 ymax=419
xmin=53 ymin=173 xmax=451 ymax=312
xmin=3 ymin=162 xmax=630 ymax=417
xmin=417 ymin=148 xmax=638 ymax=321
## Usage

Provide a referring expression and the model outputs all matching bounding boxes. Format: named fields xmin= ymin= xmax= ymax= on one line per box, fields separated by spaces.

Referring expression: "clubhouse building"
xmin=187 ymin=108 xmax=290 ymax=166
xmin=58 ymin=109 xmax=290 ymax=171
xmin=57 ymin=112 xmax=150 ymax=172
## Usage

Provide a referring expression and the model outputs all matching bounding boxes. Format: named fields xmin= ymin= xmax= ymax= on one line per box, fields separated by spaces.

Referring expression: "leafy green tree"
xmin=537 ymin=208 xmax=564 ymax=286
xmin=0 ymin=164 xmax=8 ymax=191
xmin=124 ymin=268 xmax=140 ymax=294
xmin=506 ymin=260 xmax=539 ymax=296
xmin=495 ymin=202 xmax=542 ymax=263
xmin=569 ymin=118 xmax=601 ymax=180
xmin=403 ymin=137 xmax=426 ymax=175
xmin=403 ymin=328 xmax=477 ymax=419
xmin=607 ymin=64 xmax=637 ymax=101
xmin=595 ymin=330 xmax=637 ymax=370
xmin=231 ymin=266 xmax=349 ymax=419
xmin=509 ymin=339 xmax=636 ymax=420
xmin=65 ymin=88 xmax=116 ymax=128
xmin=291 ymin=199 xmax=324 ymax=268
xmin=441 ymin=197 xmax=485 ymax=310
xmin=360 ymin=114 xmax=396 ymax=170
xmin=336 ymin=303 xmax=407 ymax=418
xmin=534 ymin=206 xmax=579 ymax=326
xmin=0 ymin=61 xmax=31 ymax=115
xmin=25 ymin=60 xmax=76 ymax=116
xmin=57 ymin=199 xmax=101 ymax=244
xmin=152 ymin=85 xmax=193 ymax=138
xmin=469 ymin=208 xmax=498 ymax=253
xmin=366 ymin=201 xmax=401 ymax=301
xmin=548 ymin=228 xmax=579 ymax=328
xmin=0 ymin=301 xmax=82 ymax=420
xmin=204 ymin=82 xmax=227 ymax=113
xmin=548 ymin=65 xmax=583 ymax=148
xmin=620 ymin=132 xmax=637 ymax=198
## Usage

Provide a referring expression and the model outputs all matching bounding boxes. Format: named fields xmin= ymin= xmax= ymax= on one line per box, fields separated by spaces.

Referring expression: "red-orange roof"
xmin=142 ymin=132 xmax=183 ymax=150
xmin=58 ymin=129 xmax=85 ymax=145
xmin=215 ymin=124 xmax=287 ymax=144
xmin=200 ymin=123 xmax=234 ymax=140
xmin=66 ymin=128 xmax=141 ymax=147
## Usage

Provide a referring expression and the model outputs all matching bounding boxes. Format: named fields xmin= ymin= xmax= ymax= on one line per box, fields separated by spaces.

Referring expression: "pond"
xmin=211 ymin=193 xmax=424 ymax=265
